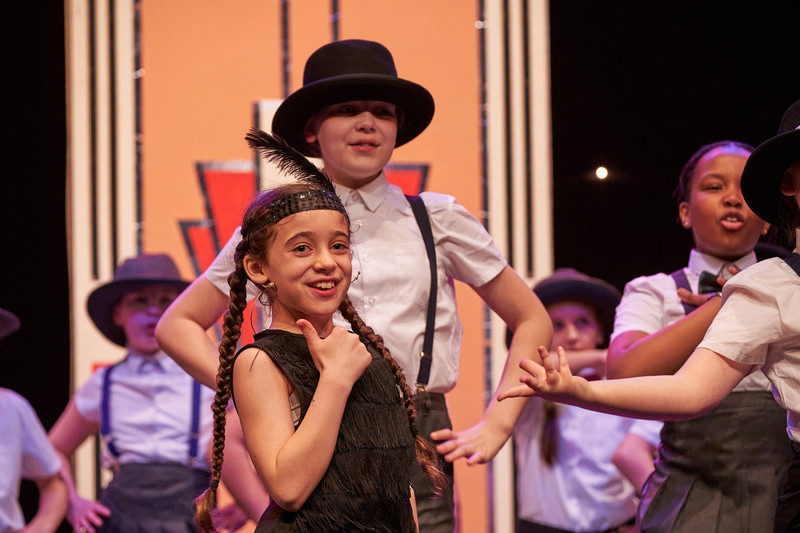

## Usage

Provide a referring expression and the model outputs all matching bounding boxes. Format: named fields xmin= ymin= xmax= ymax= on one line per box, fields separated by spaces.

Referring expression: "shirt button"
xmin=368 ymin=297 xmax=375 ymax=305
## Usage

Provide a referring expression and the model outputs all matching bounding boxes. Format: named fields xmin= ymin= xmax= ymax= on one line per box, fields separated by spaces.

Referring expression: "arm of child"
xmin=216 ymin=408 xmax=269 ymax=527
xmin=48 ymin=399 xmax=111 ymax=533
xmin=607 ymin=293 xmax=721 ymax=378
xmin=235 ymin=321 xmax=371 ymax=512
xmin=606 ymin=269 xmax=739 ymax=379
xmin=21 ymin=471 xmax=68 ymax=533
xmin=500 ymin=345 xmax=749 ymax=420
xmin=611 ymin=433 xmax=657 ymax=495
xmin=155 ymin=275 xmax=229 ymax=389
xmin=431 ymin=265 xmax=553 ymax=465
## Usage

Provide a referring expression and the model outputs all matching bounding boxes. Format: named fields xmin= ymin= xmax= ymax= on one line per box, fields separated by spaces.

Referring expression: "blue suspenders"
xmin=670 ymin=268 xmax=695 ymax=315
xmin=101 ymin=359 xmax=203 ymax=465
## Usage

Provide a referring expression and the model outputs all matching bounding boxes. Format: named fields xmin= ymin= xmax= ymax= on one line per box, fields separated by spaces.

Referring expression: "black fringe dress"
xmin=237 ymin=329 xmax=417 ymax=533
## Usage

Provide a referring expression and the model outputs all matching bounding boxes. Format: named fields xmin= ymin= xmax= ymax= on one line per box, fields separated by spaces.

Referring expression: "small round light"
xmin=595 ymin=166 xmax=608 ymax=180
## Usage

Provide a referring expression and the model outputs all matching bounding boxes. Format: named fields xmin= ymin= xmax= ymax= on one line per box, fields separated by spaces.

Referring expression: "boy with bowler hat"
xmin=157 ymin=39 xmax=552 ymax=531
xmin=0 ymin=307 xmax=68 ymax=533
xmin=49 ymin=254 xmax=216 ymax=533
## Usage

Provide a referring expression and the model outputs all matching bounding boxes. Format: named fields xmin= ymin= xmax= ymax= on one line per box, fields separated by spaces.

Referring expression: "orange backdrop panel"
xmin=141 ymin=2 xmax=489 ymax=531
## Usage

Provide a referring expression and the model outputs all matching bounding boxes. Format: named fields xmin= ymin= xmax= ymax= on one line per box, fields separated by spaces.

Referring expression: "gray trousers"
xmin=411 ymin=391 xmax=456 ymax=533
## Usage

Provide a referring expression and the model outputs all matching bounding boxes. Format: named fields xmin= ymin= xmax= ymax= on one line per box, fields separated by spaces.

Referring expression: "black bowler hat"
xmin=533 ymin=269 xmax=621 ymax=347
xmin=86 ymin=254 xmax=190 ymax=346
xmin=272 ymin=39 xmax=435 ymax=156
xmin=741 ymin=99 xmax=800 ymax=225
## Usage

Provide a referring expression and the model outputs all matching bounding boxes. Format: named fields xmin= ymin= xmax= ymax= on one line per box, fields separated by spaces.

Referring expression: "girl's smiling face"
xmin=304 ymin=100 xmax=399 ymax=189
xmin=246 ymin=209 xmax=352 ymax=336
xmin=679 ymin=146 xmax=769 ymax=261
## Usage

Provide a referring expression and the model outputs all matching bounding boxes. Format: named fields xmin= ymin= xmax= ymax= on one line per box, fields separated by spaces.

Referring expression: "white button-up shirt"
xmin=611 ymin=249 xmax=770 ymax=392
xmin=207 ymin=173 xmax=507 ymax=392
xmin=74 ymin=351 xmax=214 ymax=470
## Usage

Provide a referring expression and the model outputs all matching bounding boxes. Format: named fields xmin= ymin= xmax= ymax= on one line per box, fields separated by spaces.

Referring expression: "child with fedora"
xmin=0 ymin=307 xmax=68 ymax=533
xmin=498 ymin=99 xmax=800 ymax=533
xmin=48 ymin=253 xmax=216 ymax=533
xmin=511 ymin=269 xmax=661 ymax=533
xmin=156 ymin=39 xmax=552 ymax=531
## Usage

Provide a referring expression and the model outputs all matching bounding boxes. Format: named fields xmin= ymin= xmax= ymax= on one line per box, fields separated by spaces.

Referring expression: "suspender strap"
xmin=406 ymin=195 xmax=437 ymax=390
xmin=669 ymin=268 xmax=696 ymax=316
xmin=188 ymin=380 xmax=202 ymax=465
xmin=101 ymin=359 xmax=203 ymax=464
xmin=784 ymin=253 xmax=800 ymax=277
xmin=101 ymin=362 xmax=122 ymax=457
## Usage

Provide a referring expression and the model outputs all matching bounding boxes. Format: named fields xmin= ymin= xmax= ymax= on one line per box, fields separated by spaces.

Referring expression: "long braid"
xmin=194 ymin=242 xmax=251 ymax=533
xmin=338 ymin=296 xmax=448 ymax=495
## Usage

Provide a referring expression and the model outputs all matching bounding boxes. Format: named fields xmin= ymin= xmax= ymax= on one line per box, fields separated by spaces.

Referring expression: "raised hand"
xmin=498 ymin=345 xmax=583 ymax=401
xmin=296 ymin=319 xmax=371 ymax=388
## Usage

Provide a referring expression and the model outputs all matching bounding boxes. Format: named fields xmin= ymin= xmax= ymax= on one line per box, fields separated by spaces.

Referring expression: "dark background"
xmin=3 ymin=0 xmax=800 ymax=528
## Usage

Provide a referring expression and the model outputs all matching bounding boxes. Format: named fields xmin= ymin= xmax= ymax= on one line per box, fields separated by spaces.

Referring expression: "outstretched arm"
xmin=500 ymin=345 xmax=750 ymax=420
xmin=156 ymin=275 xmax=229 ymax=389
xmin=431 ymin=266 xmax=553 ymax=465
xmin=607 ymin=268 xmax=738 ymax=379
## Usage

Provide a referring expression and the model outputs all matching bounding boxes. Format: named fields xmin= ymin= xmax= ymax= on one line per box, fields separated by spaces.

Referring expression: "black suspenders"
xmin=406 ymin=195 xmax=437 ymax=392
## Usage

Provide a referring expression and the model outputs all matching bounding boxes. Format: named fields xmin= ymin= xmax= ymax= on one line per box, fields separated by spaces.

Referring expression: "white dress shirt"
xmin=74 ymin=351 xmax=215 ymax=470
xmin=700 ymin=232 xmax=800 ymax=440
xmin=206 ymin=173 xmax=507 ymax=393
xmin=611 ymin=249 xmax=770 ymax=392
xmin=513 ymin=398 xmax=639 ymax=531
xmin=0 ymin=388 xmax=62 ymax=533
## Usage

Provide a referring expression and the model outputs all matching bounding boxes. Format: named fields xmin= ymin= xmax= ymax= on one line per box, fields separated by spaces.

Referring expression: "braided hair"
xmin=194 ymin=133 xmax=446 ymax=531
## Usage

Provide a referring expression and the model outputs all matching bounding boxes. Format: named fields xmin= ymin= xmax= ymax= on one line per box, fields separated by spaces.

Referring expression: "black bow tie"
xmin=698 ymin=271 xmax=723 ymax=294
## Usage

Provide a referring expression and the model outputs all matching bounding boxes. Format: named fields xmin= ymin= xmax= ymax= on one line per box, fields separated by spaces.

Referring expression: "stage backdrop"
xmin=66 ymin=1 xmax=553 ymax=531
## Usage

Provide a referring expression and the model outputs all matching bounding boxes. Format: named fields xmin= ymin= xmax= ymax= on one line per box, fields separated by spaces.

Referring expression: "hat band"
xmin=244 ymin=189 xmax=348 ymax=237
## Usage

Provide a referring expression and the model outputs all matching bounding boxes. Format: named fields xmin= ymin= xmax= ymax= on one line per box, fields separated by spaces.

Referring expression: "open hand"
xmin=65 ymin=495 xmax=111 ymax=533
xmin=498 ymin=345 xmax=579 ymax=401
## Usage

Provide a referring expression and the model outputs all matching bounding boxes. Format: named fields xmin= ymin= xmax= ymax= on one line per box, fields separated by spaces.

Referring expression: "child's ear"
xmin=303 ymin=119 xmax=318 ymax=145
xmin=678 ymin=201 xmax=691 ymax=228
xmin=243 ymin=255 xmax=269 ymax=285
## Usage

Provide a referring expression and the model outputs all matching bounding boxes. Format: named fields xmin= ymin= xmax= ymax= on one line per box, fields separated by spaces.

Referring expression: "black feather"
xmin=245 ymin=128 xmax=335 ymax=193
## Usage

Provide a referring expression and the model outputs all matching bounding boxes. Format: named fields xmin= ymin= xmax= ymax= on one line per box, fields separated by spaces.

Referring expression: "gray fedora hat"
xmin=86 ymin=254 xmax=189 ymax=346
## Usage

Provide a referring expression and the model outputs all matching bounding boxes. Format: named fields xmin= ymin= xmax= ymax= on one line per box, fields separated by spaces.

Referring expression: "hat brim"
xmin=87 ymin=279 xmax=190 ymax=346
xmin=533 ymin=279 xmax=621 ymax=345
xmin=0 ymin=308 xmax=21 ymax=340
xmin=272 ymin=74 xmax=435 ymax=156
xmin=741 ymin=129 xmax=800 ymax=225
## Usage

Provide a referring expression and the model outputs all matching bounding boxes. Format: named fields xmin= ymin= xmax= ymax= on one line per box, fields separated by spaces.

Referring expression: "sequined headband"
xmin=243 ymin=188 xmax=348 ymax=238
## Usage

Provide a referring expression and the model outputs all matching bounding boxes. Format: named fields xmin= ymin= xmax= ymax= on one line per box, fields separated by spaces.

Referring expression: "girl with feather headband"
xmin=194 ymin=130 xmax=446 ymax=533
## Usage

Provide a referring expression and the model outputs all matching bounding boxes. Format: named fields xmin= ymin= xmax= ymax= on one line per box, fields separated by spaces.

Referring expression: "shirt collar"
xmin=125 ymin=350 xmax=171 ymax=370
xmin=687 ymin=248 xmax=757 ymax=279
xmin=335 ymin=172 xmax=389 ymax=213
